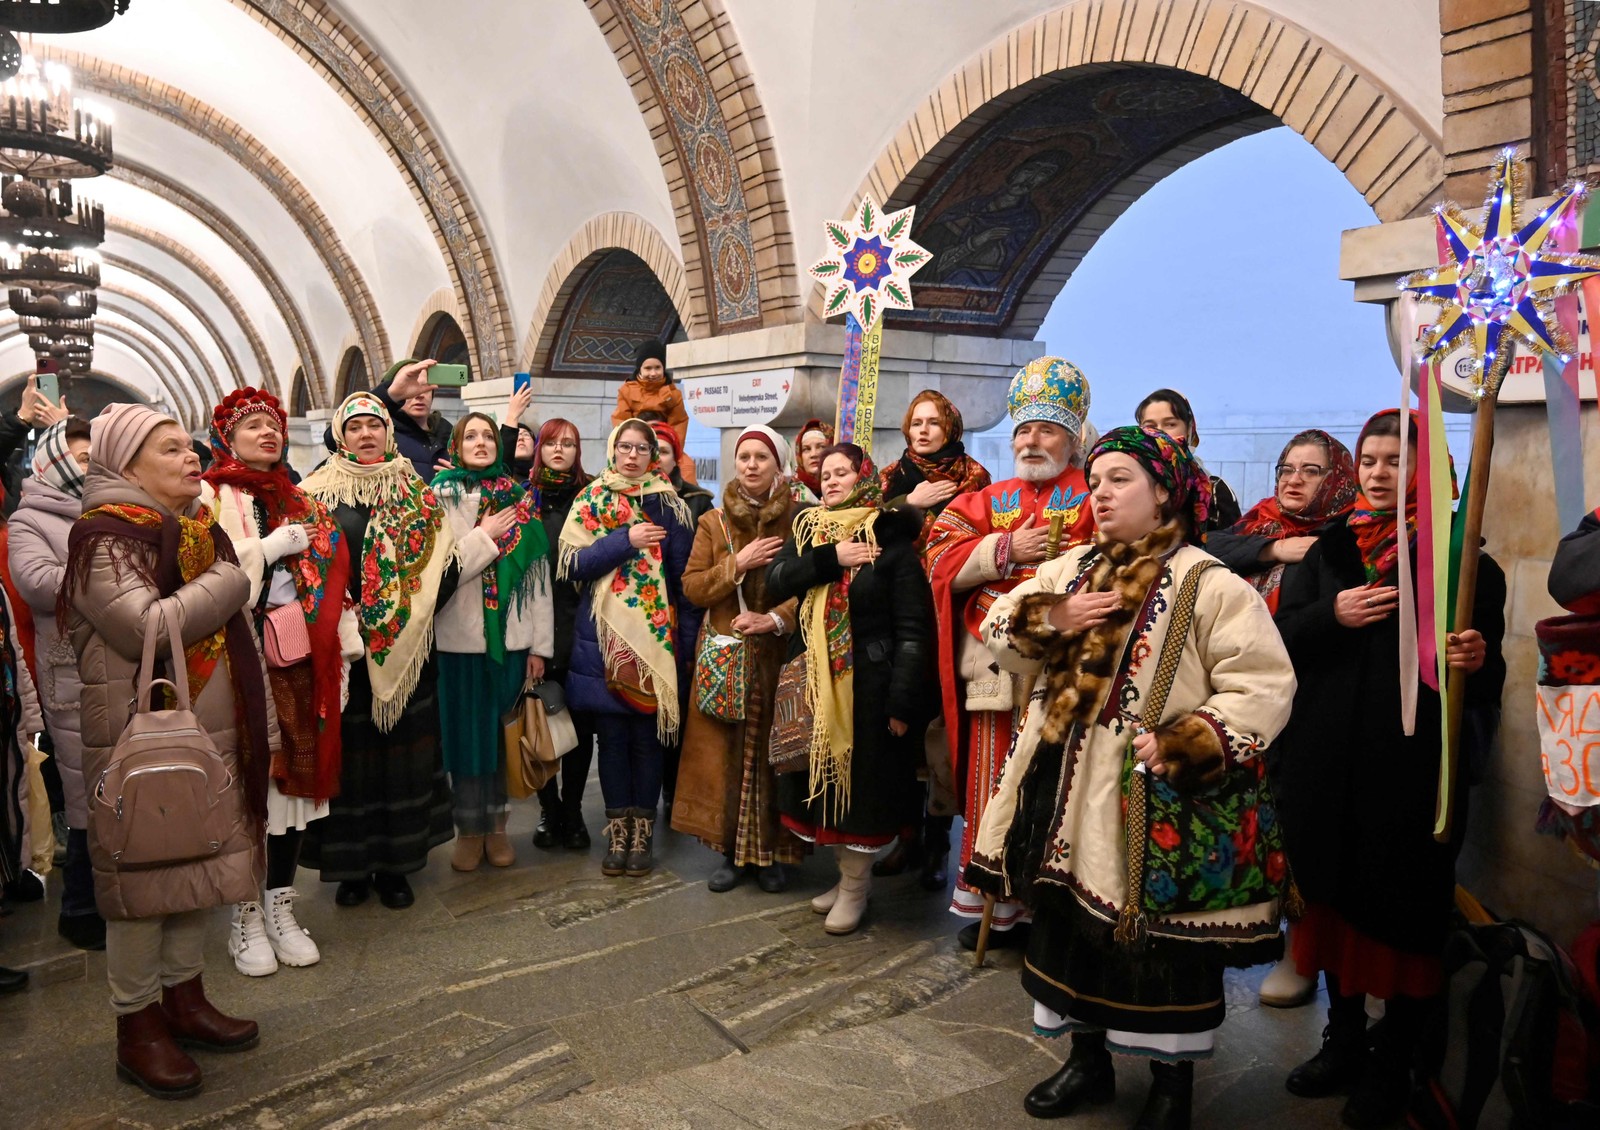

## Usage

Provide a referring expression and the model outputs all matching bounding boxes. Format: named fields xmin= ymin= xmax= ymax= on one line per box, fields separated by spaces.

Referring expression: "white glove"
xmin=260 ymin=523 xmax=309 ymax=566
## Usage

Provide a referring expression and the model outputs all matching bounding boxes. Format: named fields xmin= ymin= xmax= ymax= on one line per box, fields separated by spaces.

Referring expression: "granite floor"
xmin=0 ymin=789 xmax=1352 ymax=1130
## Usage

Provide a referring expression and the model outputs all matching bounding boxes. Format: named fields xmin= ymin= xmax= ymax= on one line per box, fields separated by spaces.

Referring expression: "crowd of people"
xmin=0 ymin=340 xmax=1536 ymax=1130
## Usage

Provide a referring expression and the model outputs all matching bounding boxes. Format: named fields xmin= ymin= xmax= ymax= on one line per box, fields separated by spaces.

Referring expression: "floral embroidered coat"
xmin=965 ymin=540 xmax=1296 ymax=954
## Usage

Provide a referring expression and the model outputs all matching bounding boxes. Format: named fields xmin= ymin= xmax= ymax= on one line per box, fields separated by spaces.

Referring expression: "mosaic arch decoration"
xmin=600 ymin=0 xmax=763 ymax=334
xmin=548 ymin=250 xmax=683 ymax=379
xmin=893 ymin=68 xmax=1259 ymax=332
xmin=238 ymin=0 xmax=514 ymax=380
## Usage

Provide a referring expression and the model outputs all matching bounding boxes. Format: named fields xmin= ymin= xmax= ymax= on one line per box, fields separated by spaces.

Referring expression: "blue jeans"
xmin=595 ymin=713 xmax=664 ymax=812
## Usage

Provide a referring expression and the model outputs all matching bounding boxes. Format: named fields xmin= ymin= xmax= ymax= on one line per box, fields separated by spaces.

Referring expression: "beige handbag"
xmin=504 ymin=679 xmax=579 ymax=798
xmin=93 ymin=598 xmax=236 ymax=869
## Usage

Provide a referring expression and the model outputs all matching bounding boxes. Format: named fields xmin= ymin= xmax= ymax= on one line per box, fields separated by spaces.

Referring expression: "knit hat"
xmin=91 ymin=401 xmax=173 ymax=474
xmin=735 ymin=424 xmax=789 ymax=468
xmin=633 ymin=339 xmax=667 ymax=381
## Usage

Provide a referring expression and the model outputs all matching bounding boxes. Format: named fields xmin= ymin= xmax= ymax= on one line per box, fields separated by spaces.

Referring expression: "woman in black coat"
xmin=1273 ymin=409 xmax=1505 ymax=1129
xmin=529 ymin=418 xmax=596 ymax=850
xmin=765 ymin=444 xmax=933 ymax=937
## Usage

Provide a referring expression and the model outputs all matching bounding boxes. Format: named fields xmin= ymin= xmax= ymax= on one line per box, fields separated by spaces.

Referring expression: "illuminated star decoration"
xmin=1399 ymin=149 xmax=1600 ymax=397
xmin=808 ymin=195 xmax=930 ymax=328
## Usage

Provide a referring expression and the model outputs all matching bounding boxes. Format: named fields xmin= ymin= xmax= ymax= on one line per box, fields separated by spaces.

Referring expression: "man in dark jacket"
xmin=372 ymin=358 xmax=452 ymax=481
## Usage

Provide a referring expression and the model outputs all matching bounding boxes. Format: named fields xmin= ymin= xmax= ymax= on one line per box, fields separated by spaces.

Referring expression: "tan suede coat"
xmin=68 ymin=466 xmax=279 ymax=921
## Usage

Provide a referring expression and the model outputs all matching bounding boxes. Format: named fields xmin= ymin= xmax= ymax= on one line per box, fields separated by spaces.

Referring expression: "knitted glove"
xmin=260 ymin=523 xmax=309 ymax=566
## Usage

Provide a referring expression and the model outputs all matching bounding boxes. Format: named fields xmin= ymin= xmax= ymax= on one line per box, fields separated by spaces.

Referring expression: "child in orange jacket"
xmin=613 ymin=339 xmax=694 ymax=481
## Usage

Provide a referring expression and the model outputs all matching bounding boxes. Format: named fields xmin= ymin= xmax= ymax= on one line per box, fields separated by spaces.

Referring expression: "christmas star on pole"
xmin=807 ymin=195 xmax=932 ymax=451
xmin=1399 ymin=149 xmax=1600 ymax=397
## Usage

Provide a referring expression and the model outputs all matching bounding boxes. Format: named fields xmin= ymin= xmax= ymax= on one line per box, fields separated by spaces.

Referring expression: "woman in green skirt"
xmin=432 ymin=412 xmax=554 ymax=871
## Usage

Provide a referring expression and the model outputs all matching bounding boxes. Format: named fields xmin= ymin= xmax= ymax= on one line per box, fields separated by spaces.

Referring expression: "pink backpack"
xmin=92 ymin=597 xmax=236 ymax=868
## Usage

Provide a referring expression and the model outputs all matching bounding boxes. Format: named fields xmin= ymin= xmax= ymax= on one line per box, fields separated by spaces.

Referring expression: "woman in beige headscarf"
xmin=298 ymin=373 xmax=468 ymax=910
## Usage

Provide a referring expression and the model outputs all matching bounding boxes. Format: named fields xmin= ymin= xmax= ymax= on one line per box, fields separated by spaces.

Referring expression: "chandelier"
xmin=8 ymin=282 xmax=90 ymax=317
xmin=0 ymin=54 xmax=111 ymax=178
xmin=0 ymin=2 xmax=132 ymax=35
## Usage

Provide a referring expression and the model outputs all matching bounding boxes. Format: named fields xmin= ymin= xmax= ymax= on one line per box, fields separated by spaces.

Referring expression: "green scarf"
xmin=434 ymin=456 xmax=548 ymax=663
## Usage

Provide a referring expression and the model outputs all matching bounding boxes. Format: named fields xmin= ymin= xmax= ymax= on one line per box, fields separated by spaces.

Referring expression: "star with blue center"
xmin=1399 ymin=150 xmax=1600 ymax=396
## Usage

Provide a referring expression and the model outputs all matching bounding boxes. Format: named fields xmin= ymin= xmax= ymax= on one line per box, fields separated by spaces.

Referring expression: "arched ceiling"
xmin=0 ymin=0 xmax=1445 ymax=423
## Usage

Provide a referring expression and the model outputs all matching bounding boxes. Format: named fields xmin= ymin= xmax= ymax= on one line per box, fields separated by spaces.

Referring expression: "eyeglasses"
xmin=1275 ymin=464 xmax=1326 ymax=481
xmin=545 ymin=439 xmax=578 ymax=450
xmin=614 ymin=442 xmax=652 ymax=456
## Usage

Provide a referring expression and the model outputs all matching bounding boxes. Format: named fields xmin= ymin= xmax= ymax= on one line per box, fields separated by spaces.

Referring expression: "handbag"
xmin=606 ymin=648 xmax=658 ymax=715
xmin=504 ymin=677 xmax=580 ymax=799
xmin=93 ymin=598 xmax=237 ymax=869
xmin=767 ymin=652 xmax=811 ymax=774
xmin=694 ymin=511 xmax=750 ymax=723
xmin=1117 ymin=561 xmax=1295 ymax=938
xmin=262 ymin=600 xmax=312 ymax=668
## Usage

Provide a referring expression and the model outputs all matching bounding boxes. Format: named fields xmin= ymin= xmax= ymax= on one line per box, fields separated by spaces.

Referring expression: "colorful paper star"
xmin=1399 ymin=150 xmax=1600 ymax=396
xmin=808 ymin=195 xmax=930 ymax=329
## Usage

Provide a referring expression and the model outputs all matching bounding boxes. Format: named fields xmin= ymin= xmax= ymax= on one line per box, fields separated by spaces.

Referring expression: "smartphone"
xmin=426 ymin=363 xmax=470 ymax=387
xmin=513 ymin=371 xmax=531 ymax=394
xmin=36 ymin=372 xmax=59 ymax=405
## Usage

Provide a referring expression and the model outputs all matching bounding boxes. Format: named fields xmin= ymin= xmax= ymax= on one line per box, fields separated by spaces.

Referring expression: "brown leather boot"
xmin=160 ymin=974 xmax=259 ymax=1052
xmin=116 ymin=1002 xmax=203 ymax=1098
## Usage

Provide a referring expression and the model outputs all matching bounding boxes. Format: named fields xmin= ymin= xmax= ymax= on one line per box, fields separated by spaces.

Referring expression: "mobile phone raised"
xmin=36 ymin=372 xmax=59 ymax=405
xmin=426 ymin=363 xmax=470 ymax=387
xmin=513 ymin=371 xmax=531 ymax=394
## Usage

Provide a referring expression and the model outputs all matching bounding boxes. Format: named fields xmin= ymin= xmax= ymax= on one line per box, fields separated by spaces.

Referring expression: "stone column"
xmin=666 ymin=322 xmax=1041 ymax=480
xmin=286 ymin=408 xmax=333 ymax=475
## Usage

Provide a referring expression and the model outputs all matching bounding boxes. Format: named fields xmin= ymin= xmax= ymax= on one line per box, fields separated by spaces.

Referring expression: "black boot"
xmin=919 ymin=814 xmax=952 ymax=891
xmin=1341 ymin=997 xmax=1418 ymax=1129
xmin=1023 ymin=1030 xmax=1115 ymax=1118
xmin=533 ymin=797 xmax=565 ymax=850
xmin=1134 ymin=1060 xmax=1193 ymax=1130
xmin=562 ymin=798 xmax=590 ymax=850
xmin=600 ymin=809 xmax=631 ymax=877
xmin=1287 ymin=982 xmax=1368 ymax=1097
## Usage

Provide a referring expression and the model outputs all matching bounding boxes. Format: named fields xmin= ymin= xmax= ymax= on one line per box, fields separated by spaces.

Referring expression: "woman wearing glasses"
xmin=1208 ymin=430 xmax=1358 ymax=1012
xmin=559 ymin=420 xmax=696 ymax=878
xmin=529 ymin=420 xmax=596 ymax=850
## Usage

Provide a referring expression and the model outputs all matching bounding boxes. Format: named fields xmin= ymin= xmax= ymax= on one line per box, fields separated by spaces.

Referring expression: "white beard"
xmin=1015 ymin=449 xmax=1066 ymax=482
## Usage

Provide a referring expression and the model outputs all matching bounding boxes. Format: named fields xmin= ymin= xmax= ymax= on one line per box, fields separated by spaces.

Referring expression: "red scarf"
xmin=203 ymin=451 xmax=350 ymax=803
xmin=1228 ymin=430 xmax=1357 ymax=610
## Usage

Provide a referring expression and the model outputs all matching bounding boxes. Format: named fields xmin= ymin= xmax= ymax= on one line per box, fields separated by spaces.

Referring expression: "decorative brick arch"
xmin=111 ymin=157 xmax=326 ymax=402
xmin=232 ymin=0 xmax=516 ymax=381
xmin=105 ymin=220 xmax=278 ymax=398
xmin=0 ymin=319 xmax=203 ymax=428
xmin=101 ymin=285 xmax=237 ymax=399
xmin=101 ymin=258 xmax=251 ymax=393
xmin=522 ymin=212 xmax=694 ymax=374
xmin=586 ymin=0 xmax=796 ymax=334
xmin=40 ymin=47 xmax=392 ymax=377
xmin=820 ymin=0 xmax=1446 ymax=325
xmin=407 ymin=288 xmax=468 ymax=364
xmin=96 ymin=304 xmax=224 ymax=417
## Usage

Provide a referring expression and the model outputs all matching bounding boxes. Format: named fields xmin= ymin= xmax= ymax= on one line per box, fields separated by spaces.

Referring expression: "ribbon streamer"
xmin=835 ymin=313 xmax=864 ymax=445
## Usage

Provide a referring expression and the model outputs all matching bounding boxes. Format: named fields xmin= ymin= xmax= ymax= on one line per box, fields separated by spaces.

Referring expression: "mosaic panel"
xmin=896 ymin=68 xmax=1255 ymax=331
xmin=1571 ymin=1 xmax=1600 ymax=172
xmin=550 ymin=249 xmax=682 ymax=378
xmin=611 ymin=0 xmax=762 ymax=333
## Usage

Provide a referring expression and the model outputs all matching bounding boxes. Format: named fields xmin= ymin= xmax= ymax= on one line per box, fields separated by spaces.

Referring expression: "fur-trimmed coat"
xmin=965 ymin=526 xmax=1296 ymax=954
xmin=670 ymin=485 xmax=799 ymax=848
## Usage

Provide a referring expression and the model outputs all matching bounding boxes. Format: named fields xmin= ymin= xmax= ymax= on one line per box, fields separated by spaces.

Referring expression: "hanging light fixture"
xmin=0 ymin=53 xmax=111 ymax=178
xmin=0 ymin=2 xmax=133 ymax=34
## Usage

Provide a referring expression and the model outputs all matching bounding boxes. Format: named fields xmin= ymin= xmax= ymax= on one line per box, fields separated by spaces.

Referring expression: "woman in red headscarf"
xmin=1274 ymin=409 xmax=1506 ymax=1127
xmin=789 ymin=418 xmax=834 ymax=506
xmin=201 ymin=388 xmax=358 ymax=976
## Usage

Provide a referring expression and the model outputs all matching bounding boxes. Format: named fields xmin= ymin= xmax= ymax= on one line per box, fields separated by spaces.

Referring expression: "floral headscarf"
xmin=790 ymin=417 xmax=835 ymax=504
xmin=300 ymin=391 xmax=456 ymax=731
xmin=1228 ymin=429 xmax=1358 ymax=610
xmin=791 ymin=445 xmax=882 ymax=821
xmin=558 ymin=420 xmax=691 ymax=741
xmin=432 ymin=413 xmax=548 ymax=664
xmin=1086 ymin=425 xmax=1213 ymax=544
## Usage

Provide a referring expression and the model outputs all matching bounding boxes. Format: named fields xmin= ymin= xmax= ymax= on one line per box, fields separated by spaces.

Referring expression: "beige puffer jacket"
xmin=67 ymin=467 xmax=278 ymax=921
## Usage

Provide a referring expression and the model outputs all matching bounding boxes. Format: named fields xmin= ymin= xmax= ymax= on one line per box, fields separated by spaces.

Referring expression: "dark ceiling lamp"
xmin=0 ymin=1 xmax=132 ymax=35
xmin=0 ymin=174 xmax=100 ymax=247
xmin=9 ymin=282 xmax=90 ymax=317
xmin=0 ymin=53 xmax=110 ymax=178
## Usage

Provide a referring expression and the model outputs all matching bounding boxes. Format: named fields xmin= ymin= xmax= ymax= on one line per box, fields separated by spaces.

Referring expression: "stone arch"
xmin=100 ymin=263 xmax=250 ymax=392
xmin=335 ymin=345 xmax=370 ymax=400
xmin=95 ymin=302 xmax=225 ymax=414
xmin=98 ymin=291 xmax=231 ymax=405
xmin=819 ymin=0 xmax=1447 ymax=331
xmin=104 ymin=222 xmax=277 ymax=396
xmin=522 ymin=212 xmax=694 ymax=374
xmin=406 ymin=288 xmax=468 ymax=366
xmin=230 ymin=0 xmax=517 ymax=380
xmin=112 ymin=157 xmax=326 ymax=400
xmin=586 ymin=0 xmax=796 ymax=334
xmin=290 ymin=367 xmax=312 ymax=416
xmin=42 ymin=47 xmax=392 ymax=375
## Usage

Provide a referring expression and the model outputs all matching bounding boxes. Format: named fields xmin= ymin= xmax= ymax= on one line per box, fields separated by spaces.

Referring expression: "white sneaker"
xmin=229 ymin=901 xmax=278 ymax=976
xmin=262 ymin=886 xmax=321 ymax=967
xmin=1258 ymin=956 xmax=1315 ymax=1007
